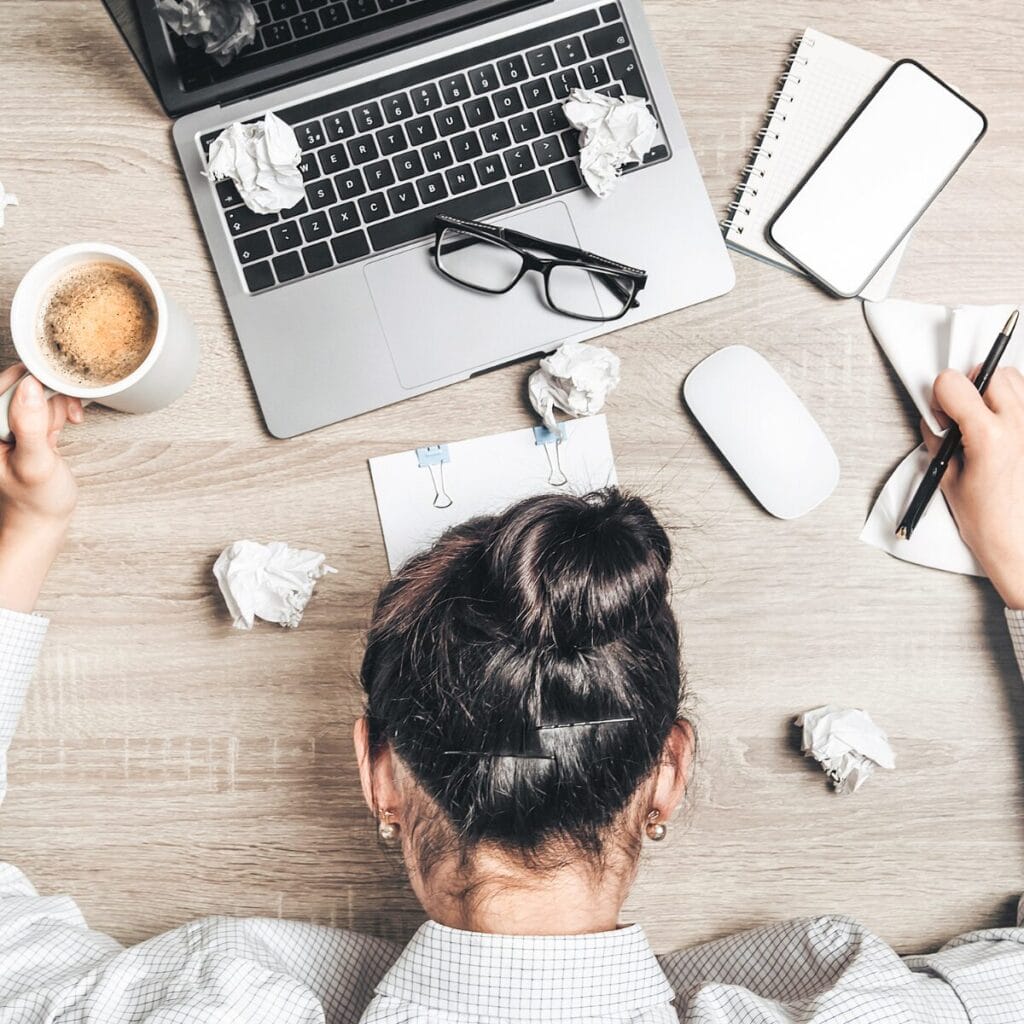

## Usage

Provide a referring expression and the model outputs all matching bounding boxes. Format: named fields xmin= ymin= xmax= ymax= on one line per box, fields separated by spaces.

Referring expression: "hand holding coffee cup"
xmin=0 ymin=243 xmax=199 ymax=443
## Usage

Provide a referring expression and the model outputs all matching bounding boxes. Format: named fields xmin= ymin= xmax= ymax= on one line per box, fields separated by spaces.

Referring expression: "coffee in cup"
xmin=38 ymin=261 xmax=158 ymax=388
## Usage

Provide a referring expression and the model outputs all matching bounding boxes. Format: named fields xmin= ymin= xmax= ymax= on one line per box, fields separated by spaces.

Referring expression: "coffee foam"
xmin=38 ymin=261 xmax=157 ymax=387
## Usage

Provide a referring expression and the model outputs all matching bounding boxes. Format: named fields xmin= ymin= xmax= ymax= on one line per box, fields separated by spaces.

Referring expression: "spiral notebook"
xmin=724 ymin=28 xmax=909 ymax=302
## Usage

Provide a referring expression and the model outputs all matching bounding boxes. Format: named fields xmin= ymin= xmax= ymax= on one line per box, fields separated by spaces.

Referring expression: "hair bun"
xmin=484 ymin=488 xmax=672 ymax=650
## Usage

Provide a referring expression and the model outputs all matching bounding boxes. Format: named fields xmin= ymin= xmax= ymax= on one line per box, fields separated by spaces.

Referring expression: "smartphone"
xmin=767 ymin=60 xmax=986 ymax=298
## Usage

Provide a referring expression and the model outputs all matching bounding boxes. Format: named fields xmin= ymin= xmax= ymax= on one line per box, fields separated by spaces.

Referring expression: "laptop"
xmin=103 ymin=0 xmax=734 ymax=437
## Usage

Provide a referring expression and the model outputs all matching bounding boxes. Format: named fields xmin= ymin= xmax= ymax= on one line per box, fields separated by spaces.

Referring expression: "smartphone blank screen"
xmin=768 ymin=61 xmax=986 ymax=297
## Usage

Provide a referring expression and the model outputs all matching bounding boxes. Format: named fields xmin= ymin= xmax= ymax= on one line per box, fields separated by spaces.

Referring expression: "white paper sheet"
xmin=369 ymin=416 xmax=617 ymax=573
xmin=563 ymin=88 xmax=658 ymax=198
xmin=861 ymin=298 xmax=1021 ymax=576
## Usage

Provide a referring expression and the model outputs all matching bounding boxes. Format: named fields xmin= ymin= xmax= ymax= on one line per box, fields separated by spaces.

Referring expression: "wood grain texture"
xmin=1 ymin=0 xmax=1023 ymax=955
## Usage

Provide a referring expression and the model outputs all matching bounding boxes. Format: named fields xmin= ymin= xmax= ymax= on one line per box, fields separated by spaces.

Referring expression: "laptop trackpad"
xmin=364 ymin=202 xmax=598 ymax=389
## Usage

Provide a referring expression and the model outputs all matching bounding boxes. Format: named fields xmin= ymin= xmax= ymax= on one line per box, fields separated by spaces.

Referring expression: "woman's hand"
xmin=923 ymin=367 xmax=1024 ymax=609
xmin=0 ymin=367 xmax=84 ymax=612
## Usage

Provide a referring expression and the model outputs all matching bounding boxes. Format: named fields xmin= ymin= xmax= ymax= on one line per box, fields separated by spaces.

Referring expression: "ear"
xmin=651 ymin=719 xmax=694 ymax=820
xmin=353 ymin=717 xmax=404 ymax=821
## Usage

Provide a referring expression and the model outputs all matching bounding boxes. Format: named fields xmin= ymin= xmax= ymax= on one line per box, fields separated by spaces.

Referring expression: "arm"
xmin=0 ymin=367 xmax=82 ymax=804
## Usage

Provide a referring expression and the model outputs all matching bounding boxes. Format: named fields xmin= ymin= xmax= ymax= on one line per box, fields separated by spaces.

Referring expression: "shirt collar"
xmin=375 ymin=919 xmax=674 ymax=1020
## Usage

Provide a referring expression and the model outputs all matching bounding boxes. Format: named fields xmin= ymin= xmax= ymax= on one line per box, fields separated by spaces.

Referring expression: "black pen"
xmin=896 ymin=308 xmax=1020 ymax=541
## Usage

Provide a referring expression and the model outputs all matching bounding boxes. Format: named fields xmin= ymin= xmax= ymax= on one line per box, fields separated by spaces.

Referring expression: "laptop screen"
xmin=168 ymin=1 xmax=455 ymax=92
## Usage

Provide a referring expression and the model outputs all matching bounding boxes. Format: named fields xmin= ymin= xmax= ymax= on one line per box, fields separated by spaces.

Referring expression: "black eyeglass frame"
xmin=432 ymin=214 xmax=648 ymax=323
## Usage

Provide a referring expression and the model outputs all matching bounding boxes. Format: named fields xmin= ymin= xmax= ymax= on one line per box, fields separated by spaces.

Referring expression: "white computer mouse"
xmin=683 ymin=345 xmax=839 ymax=519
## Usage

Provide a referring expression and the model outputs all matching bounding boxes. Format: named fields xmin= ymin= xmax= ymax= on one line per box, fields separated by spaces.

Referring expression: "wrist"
xmin=0 ymin=522 xmax=67 ymax=614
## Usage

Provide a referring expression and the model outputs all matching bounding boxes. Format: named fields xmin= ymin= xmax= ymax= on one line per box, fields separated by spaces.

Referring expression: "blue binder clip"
xmin=416 ymin=444 xmax=453 ymax=509
xmin=533 ymin=424 xmax=568 ymax=487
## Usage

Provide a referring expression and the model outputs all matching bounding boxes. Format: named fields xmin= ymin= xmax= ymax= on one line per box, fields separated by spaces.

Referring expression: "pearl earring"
xmin=378 ymin=810 xmax=399 ymax=841
xmin=645 ymin=809 xmax=667 ymax=842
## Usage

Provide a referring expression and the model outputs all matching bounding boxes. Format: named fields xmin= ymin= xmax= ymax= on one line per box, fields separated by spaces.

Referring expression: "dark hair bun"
xmin=361 ymin=488 xmax=684 ymax=863
xmin=486 ymin=490 xmax=672 ymax=652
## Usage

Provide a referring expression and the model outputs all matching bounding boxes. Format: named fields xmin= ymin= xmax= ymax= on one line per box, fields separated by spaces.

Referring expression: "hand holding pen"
xmin=897 ymin=310 xmax=1018 ymax=540
xmin=900 ymin=312 xmax=1024 ymax=609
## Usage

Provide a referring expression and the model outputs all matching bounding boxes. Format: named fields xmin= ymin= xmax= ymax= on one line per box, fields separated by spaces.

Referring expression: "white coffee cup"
xmin=0 ymin=243 xmax=199 ymax=443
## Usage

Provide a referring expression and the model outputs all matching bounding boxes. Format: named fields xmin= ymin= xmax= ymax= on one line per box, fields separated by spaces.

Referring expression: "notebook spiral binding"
xmin=721 ymin=34 xmax=811 ymax=235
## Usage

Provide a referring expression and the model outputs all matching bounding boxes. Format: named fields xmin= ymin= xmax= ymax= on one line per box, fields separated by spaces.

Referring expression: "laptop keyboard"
xmin=200 ymin=4 xmax=669 ymax=295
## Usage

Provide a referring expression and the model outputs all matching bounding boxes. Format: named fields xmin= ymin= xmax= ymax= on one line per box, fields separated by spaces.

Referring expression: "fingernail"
xmin=19 ymin=377 xmax=43 ymax=407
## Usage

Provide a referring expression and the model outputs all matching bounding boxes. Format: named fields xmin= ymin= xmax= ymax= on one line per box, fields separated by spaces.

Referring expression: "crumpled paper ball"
xmin=563 ymin=88 xmax=659 ymax=198
xmin=528 ymin=341 xmax=621 ymax=433
xmin=795 ymin=705 xmax=895 ymax=794
xmin=205 ymin=111 xmax=305 ymax=214
xmin=156 ymin=0 xmax=257 ymax=65
xmin=213 ymin=540 xmax=336 ymax=630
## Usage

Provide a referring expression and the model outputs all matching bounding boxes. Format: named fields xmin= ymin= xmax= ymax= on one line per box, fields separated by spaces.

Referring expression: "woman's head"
xmin=355 ymin=488 xmax=692 ymax=917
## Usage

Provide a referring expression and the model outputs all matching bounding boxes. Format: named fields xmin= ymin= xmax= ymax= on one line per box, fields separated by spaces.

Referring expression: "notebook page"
xmin=369 ymin=417 xmax=617 ymax=573
xmin=725 ymin=28 xmax=906 ymax=301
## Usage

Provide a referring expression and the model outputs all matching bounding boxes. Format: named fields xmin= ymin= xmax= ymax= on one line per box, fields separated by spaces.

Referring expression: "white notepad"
xmin=724 ymin=28 xmax=908 ymax=302
xmin=368 ymin=417 xmax=617 ymax=573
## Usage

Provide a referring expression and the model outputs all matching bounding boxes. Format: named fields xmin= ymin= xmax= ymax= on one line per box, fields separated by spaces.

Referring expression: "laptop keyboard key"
xmin=451 ymin=131 xmax=482 ymax=161
xmin=359 ymin=193 xmax=390 ymax=223
xmin=474 ymin=154 xmax=506 ymax=185
xmin=334 ymin=169 xmax=366 ymax=199
xmin=555 ymin=36 xmax=584 ymax=66
xmin=353 ymin=102 xmax=383 ymax=132
xmin=215 ymin=180 xmax=242 ymax=208
xmin=522 ymin=79 xmax=552 ymax=108
xmin=513 ymin=170 xmax=552 ymax=204
xmin=394 ymin=150 xmax=425 ymax=181
xmin=270 ymin=0 xmax=298 ymax=15
xmin=407 ymin=115 xmax=437 ymax=146
xmin=387 ymin=184 xmax=419 ymax=214
xmin=416 ymin=173 xmax=448 ymax=205
xmin=469 ymin=64 xmax=499 ymax=94
xmin=608 ymin=50 xmax=646 ymax=98
xmin=600 ymin=3 xmax=621 ymax=21
xmin=383 ymin=92 xmax=412 ymax=122
xmin=347 ymin=136 xmax=379 ymax=164
xmin=297 ymin=155 xmax=320 ymax=181
xmin=463 ymin=97 xmax=494 ymax=128
xmin=324 ymin=111 xmax=354 ymax=142
xmin=509 ymin=112 xmax=540 ymax=143
xmin=244 ymin=261 xmax=275 ymax=292
xmin=526 ymin=45 xmax=556 ymax=75
xmin=550 ymin=159 xmax=583 ymax=192
xmin=439 ymin=74 xmax=471 ymax=104
xmin=306 ymin=179 xmax=337 ymax=209
xmin=434 ymin=108 xmax=466 ymax=137
xmin=365 ymin=159 xmax=396 ymax=189
xmin=423 ymin=141 xmax=453 ymax=171
xmin=445 ymin=164 xmax=477 ymax=195
xmin=482 ymin=123 xmax=511 ymax=153
xmin=367 ymin=182 xmax=515 ymax=251
xmin=296 ymin=120 xmax=326 ymax=150
xmin=300 ymin=211 xmax=331 ymax=241
xmin=302 ymin=242 xmax=334 ymax=273
xmin=331 ymin=230 xmax=371 ymax=264
xmin=498 ymin=56 xmax=527 ymax=85
xmin=273 ymin=251 xmax=304 ymax=283
xmin=585 ymin=23 xmax=629 ymax=57
xmin=291 ymin=13 xmax=321 ymax=37
xmin=532 ymin=135 xmax=564 ymax=166
xmin=261 ymin=21 xmax=292 ymax=46
xmin=538 ymin=102 xmax=569 ymax=134
xmin=411 ymin=83 xmax=441 ymax=113
xmin=503 ymin=146 xmax=535 ymax=176
xmin=549 ymin=68 xmax=581 ymax=99
xmin=329 ymin=201 xmax=360 ymax=231
xmin=350 ymin=0 xmax=378 ymax=16
xmin=271 ymin=221 xmax=303 ymax=251
xmin=561 ymin=129 xmax=581 ymax=157
xmin=320 ymin=4 xmax=348 ymax=26
xmin=319 ymin=143 xmax=350 ymax=174
xmin=376 ymin=124 xmax=407 ymax=155
xmin=226 ymin=207 xmax=277 ymax=235
xmin=235 ymin=231 xmax=272 ymax=262
xmin=579 ymin=60 xmax=610 ymax=89
xmin=493 ymin=88 xmax=524 ymax=117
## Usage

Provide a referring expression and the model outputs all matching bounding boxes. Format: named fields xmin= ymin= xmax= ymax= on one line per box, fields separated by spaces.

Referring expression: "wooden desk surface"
xmin=1 ymin=0 xmax=1022 ymax=955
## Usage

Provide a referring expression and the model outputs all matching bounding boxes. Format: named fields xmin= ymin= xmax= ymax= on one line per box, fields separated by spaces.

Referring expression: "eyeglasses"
xmin=432 ymin=215 xmax=648 ymax=322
